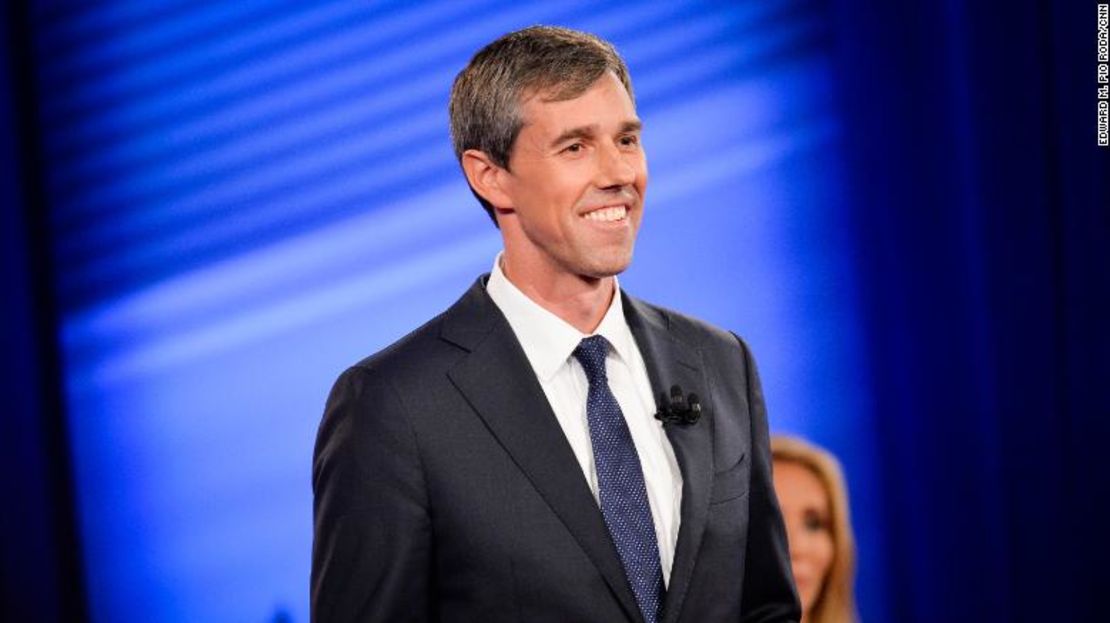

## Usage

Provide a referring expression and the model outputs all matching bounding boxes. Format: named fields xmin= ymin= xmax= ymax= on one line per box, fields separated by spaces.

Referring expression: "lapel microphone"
xmin=654 ymin=385 xmax=702 ymax=426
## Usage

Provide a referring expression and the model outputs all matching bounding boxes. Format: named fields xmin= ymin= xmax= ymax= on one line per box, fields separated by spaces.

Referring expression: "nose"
xmin=787 ymin=521 xmax=815 ymax=558
xmin=595 ymin=142 xmax=637 ymax=189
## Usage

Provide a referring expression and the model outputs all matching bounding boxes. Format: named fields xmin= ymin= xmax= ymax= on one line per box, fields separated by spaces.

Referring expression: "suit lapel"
xmin=623 ymin=295 xmax=714 ymax=623
xmin=442 ymin=279 xmax=645 ymax=623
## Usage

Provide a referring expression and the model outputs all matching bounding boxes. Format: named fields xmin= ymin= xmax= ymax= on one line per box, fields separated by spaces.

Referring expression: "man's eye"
xmin=620 ymin=135 xmax=639 ymax=147
xmin=564 ymin=143 xmax=583 ymax=153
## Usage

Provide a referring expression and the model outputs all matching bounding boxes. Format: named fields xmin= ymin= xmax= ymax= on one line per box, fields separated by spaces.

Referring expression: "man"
xmin=312 ymin=26 xmax=799 ymax=623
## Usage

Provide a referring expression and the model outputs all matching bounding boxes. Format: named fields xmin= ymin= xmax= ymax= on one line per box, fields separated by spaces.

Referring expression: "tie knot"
xmin=573 ymin=335 xmax=611 ymax=384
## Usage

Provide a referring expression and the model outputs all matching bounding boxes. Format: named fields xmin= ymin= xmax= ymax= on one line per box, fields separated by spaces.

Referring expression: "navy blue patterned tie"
xmin=573 ymin=335 xmax=664 ymax=623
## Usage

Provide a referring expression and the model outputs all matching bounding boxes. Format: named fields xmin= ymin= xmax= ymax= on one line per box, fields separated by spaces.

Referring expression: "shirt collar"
xmin=486 ymin=252 xmax=638 ymax=382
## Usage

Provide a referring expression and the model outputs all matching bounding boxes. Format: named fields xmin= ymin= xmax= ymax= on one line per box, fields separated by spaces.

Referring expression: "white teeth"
xmin=583 ymin=206 xmax=627 ymax=222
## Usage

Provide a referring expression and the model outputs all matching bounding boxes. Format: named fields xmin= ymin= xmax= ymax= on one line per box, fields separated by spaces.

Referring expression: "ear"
xmin=461 ymin=149 xmax=513 ymax=209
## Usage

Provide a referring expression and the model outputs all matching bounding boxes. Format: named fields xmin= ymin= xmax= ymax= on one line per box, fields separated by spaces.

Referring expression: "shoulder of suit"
xmin=627 ymin=293 xmax=750 ymax=353
xmin=344 ymin=277 xmax=492 ymax=384
xmin=348 ymin=309 xmax=459 ymax=381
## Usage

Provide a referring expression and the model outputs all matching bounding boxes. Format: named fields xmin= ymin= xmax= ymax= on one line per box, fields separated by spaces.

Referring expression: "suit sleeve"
xmin=734 ymin=335 xmax=802 ymax=623
xmin=311 ymin=366 xmax=432 ymax=623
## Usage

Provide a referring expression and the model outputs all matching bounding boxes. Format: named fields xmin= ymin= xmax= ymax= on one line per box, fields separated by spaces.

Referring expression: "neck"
xmin=500 ymin=252 xmax=615 ymax=334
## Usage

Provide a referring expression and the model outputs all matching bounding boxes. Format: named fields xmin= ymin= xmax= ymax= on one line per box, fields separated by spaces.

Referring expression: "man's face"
xmin=498 ymin=71 xmax=647 ymax=281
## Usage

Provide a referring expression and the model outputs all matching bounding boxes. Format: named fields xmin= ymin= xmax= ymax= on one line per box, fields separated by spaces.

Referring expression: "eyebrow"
xmin=548 ymin=119 xmax=643 ymax=149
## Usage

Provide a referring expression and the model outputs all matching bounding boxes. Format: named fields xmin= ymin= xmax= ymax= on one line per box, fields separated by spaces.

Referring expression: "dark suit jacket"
xmin=311 ymin=277 xmax=799 ymax=622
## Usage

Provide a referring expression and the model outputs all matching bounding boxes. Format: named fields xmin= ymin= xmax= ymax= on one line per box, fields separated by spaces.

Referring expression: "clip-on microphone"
xmin=654 ymin=385 xmax=701 ymax=426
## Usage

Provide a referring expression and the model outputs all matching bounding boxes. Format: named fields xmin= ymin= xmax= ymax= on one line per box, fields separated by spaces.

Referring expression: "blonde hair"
xmin=771 ymin=435 xmax=859 ymax=623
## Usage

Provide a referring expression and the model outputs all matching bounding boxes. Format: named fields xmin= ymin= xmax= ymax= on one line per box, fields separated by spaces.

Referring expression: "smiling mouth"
xmin=581 ymin=205 xmax=628 ymax=222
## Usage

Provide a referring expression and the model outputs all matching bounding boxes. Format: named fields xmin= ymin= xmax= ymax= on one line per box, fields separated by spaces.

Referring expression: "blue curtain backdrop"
xmin=831 ymin=1 xmax=1109 ymax=620
xmin=2 ymin=1 xmax=1106 ymax=622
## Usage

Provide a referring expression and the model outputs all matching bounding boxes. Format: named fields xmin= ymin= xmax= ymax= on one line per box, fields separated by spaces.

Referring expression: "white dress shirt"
xmin=485 ymin=254 xmax=683 ymax=585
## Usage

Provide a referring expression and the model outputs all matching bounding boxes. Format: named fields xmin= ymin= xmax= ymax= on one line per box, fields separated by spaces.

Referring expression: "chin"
xmin=584 ymin=247 xmax=635 ymax=278
xmin=581 ymin=261 xmax=630 ymax=280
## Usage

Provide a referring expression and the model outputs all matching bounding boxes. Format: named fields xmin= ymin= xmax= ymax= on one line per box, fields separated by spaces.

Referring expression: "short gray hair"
xmin=449 ymin=25 xmax=634 ymax=224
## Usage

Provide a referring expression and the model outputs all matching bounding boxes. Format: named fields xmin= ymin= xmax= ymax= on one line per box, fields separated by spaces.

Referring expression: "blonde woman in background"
xmin=771 ymin=435 xmax=859 ymax=623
